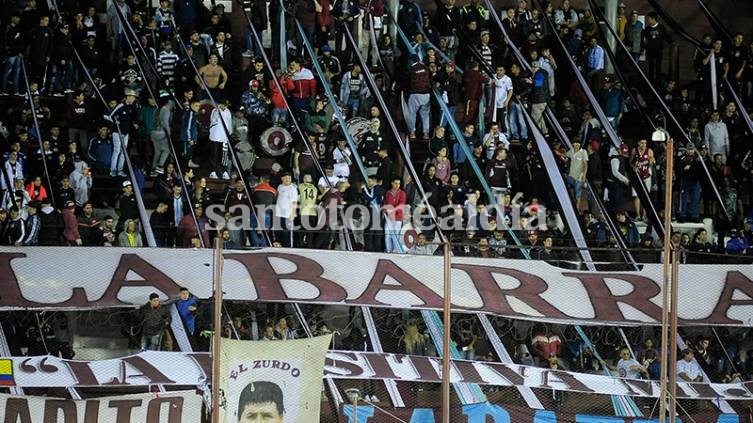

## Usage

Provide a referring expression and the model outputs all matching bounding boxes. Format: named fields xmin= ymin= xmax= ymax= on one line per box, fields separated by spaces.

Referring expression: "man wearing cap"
xmin=319 ymin=45 xmax=341 ymax=84
xmin=105 ymin=89 xmax=139 ymax=177
xmin=22 ymin=201 xmax=41 ymax=246
xmin=598 ymin=76 xmax=624 ymax=128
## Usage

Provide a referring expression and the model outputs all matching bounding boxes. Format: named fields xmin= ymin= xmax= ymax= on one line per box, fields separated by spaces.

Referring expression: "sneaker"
xmin=14 ymin=92 xmax=23 ymax=97
xmin=222 ymin=171 xmax=230 ymax=180
xmin=422 ymin=133 xmax=430 ymax=140
xmin=110 ymin=171 xmax=117 ymax=177
xmin=188 ymin=159 xmax=200 ymax=168
xmin=370 ymin=395 xmax=380 ymax=403
xmin=63 ymin=89 xmax=74 ymax=94
xmin=408 ymin=132 xmax=416 ymax=140
xmin=154 ymin=167 xmax=164 ymax=174
xmin=117 ymin=171 xmax=128 ymax=177
xmin=149 ymin=170 xmax=159 ymax=177
xmin=52 ymin=92 xmax=64 ymax=97
xmin=209 ymin=171 xmax=218 ymax=179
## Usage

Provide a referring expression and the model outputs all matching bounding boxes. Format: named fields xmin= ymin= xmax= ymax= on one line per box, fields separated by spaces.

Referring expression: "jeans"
xmin=439 ymin=105 xmax=457 ymax=128
xmin=52 ymin=61 xmax=74 ymax=92
xmin=508 ymin=102 xmax=528 ymax=140
xmin=141 ymin=332 xmax=162 ymax=351
xmin=250 ymin=211 xmax=272 ymax=247
xmin=111 ymin=132 xmax=129 ymax=174
xmin=406 ymin=93 xmax=430 ymax=135
xmin=151 ymin=129 xmax=170 ymax=170
xmin=272 ymin=108 xmax=288 ymax=126
xmin=346 ymin=98 xmax=360 ymax=119
xmin=384 ymin=219 xmax=402 ymax=253
xmin=2 ymin=55 xmax=21 ymax=93
xmin=678 ymin=178 xmax=701 ymax=219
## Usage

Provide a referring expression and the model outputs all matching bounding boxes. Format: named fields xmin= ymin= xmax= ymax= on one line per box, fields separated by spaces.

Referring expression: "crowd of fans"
xmin=0 ymin=0 xmax=751 ymax=262
xmin=3 ymin=0 xmax=753 ymax=382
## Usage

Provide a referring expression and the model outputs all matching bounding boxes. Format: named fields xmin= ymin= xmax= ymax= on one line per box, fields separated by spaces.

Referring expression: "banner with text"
xmin=1 ymin=247 xmax=752 ymax=326
xmin=219 ymin=335 xmax=332 ymax=423
xmin=0 ymin=390 xmax=201 ymax=423
xmin=2 ymin=351 xmax=753 ymax=401
xmin=339 ymin=403 xmax=740 ymax=423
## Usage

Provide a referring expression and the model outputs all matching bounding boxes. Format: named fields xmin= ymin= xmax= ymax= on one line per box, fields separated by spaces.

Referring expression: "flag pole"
xmin=212 ymin=234 xmax=224 ymax=423
xmin=442 ymin=241 xmax=451 ymax=423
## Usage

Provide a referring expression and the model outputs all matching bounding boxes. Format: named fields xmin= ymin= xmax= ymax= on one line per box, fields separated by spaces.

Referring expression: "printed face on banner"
xmin=227 ymin=360 xmax=303 ymax=422
xmin=220 ymin=337 xmax=331 ymax=423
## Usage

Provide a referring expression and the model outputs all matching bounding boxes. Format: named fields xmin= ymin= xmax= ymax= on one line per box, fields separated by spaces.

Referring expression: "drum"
xmin=346 ymin=117 xmax=370 ymax=145
xmin=259 ymin=126 xmax=293 ymax=157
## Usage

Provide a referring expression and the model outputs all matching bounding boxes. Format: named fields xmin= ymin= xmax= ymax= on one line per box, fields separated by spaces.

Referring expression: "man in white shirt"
xmin=615 ymin=347 xmax=648 ymax=379
xmin=332 ymin=138 xmax=353 ymax=180
xmin=677 ymin=348 xmax=703 ymax=382
xmin=275 ymin=171 xmax=299 ymax=248
xmin=492 ymin=65 xmax=513 ymax=135
xmin=566 ymin=139 xmax=589 ymax=211
xmin=317 ymin=165 xmax=340 ymax=195
xmin=208 ymin=99 xmax=233 ymax=179
xmin=704 ymin=109 xmax=730 ymax=163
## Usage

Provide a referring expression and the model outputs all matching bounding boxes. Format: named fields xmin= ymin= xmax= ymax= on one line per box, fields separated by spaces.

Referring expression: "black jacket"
xmin=140 ymin=303 xmax=171 ymax=336
xmin=26 ymin=25 xmax=54 ymax=65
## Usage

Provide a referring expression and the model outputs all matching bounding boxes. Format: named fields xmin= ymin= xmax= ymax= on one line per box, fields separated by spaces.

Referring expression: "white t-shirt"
xmin=567 ymin=148 xmax=589 ymax=180
xmin=275 ymin=183 xmax=299 ymax=219
xmin=493 ymin=74 xmax=513 ymax=108
xmin=617 ymin=358 xmax=643 ymax=379
xmin=676 ymin=358 xmax=703 ymax=381
xmin=318 ymin=175 xmax=339 ymax=191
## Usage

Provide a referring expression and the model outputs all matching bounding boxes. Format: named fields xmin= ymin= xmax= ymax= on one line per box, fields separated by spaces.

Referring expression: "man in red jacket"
xmin=284 ymin=59 xmax=317 ymax=123
xmin=383 ymin=176 xmax=406 ymax=253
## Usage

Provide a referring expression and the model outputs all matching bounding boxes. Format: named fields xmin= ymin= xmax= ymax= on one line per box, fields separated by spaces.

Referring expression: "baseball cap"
xmin=64 ymin=200 xmax=76 ymax=208
xmin=122 ymin=180 xmax=132 ymax=187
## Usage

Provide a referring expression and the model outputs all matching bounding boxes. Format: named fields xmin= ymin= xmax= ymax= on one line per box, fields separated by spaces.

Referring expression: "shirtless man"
xmin=196 ymin=54 xmax=227 ymax=100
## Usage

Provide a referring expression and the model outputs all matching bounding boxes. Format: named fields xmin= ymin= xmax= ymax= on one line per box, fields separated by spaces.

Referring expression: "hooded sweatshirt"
xmin=69 ymin=161 xmax=92 ymax=206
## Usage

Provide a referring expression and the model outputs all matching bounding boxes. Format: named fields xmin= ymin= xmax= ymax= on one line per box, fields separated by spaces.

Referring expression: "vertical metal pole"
xmin=658 ymin=137 xmax=674 ymax=423
xmin=603 ymin=0 xmax=619 ymax=74
xmin=669 ymin=247 xmax=680 ymax=423
xmin=442 ymin=242 xmax=451 ymax=423
xmin=353 ymin=395 xmax=358 ymax=422
xmin=212 ymin=235 xmax=223 ymax=423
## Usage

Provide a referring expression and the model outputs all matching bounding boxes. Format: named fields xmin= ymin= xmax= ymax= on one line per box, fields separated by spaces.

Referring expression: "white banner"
xmin=2 ymin=351 xmax=753 ymax=401
xmin=0 ymin=390 xmax=201 ymax=423
xmin=1 ymin=247 xmax=752 ymax=326
xmin=219 ymin=336 xmax=332 ymax=423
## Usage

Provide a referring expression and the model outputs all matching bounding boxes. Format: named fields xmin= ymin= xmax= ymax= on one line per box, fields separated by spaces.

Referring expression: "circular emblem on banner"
xmin=401 ymin=223 xmax=419 ymax=250
xmin=260 ymin=126 xmax=292 ymax=156
xmin=346 ymin=117 xmax=370 ymax=144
